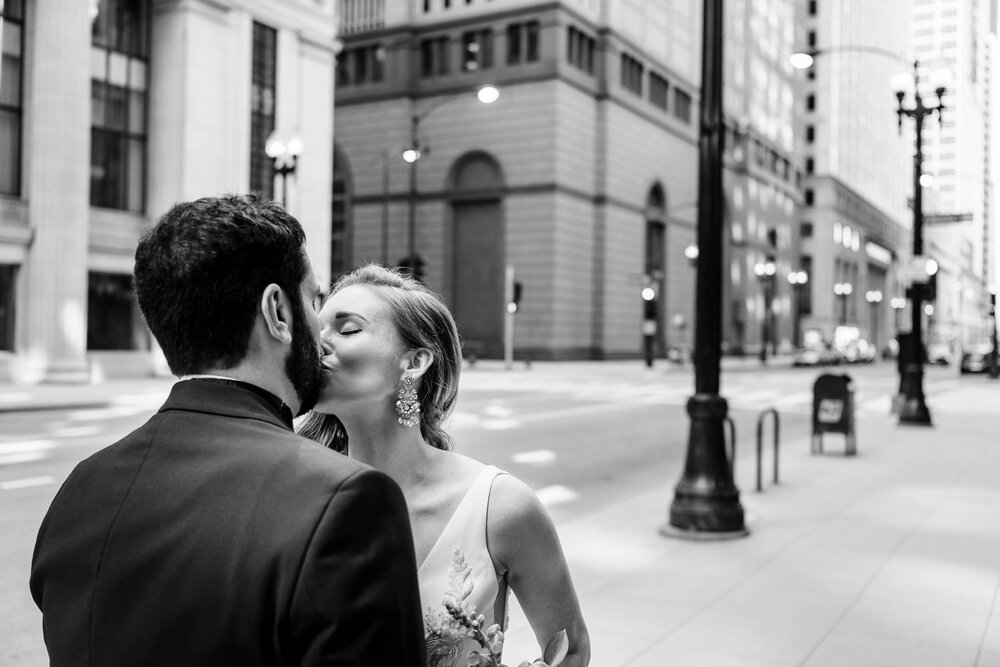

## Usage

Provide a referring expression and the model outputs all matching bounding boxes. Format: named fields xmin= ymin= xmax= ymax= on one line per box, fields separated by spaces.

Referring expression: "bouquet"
xmin=443 ymin=598 xmax=569 ymax=667
xmin=425 ymin=546 xmax=569 ymax=667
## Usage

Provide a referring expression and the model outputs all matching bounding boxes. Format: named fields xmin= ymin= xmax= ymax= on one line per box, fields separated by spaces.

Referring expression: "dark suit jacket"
xmin=30 ymin=379 xmax=426 ymax=666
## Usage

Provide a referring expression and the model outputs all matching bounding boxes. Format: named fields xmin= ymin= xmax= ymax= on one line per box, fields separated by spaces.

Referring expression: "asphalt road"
xmin=0 ymin=360 xmax=955 ymax=665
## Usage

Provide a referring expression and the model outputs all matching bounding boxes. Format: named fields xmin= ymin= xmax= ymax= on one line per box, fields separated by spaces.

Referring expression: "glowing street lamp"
xmin=754 ymin=258 xmax=777 ymax=363
xmin=787 ymin=270 xmax=809 ymax=348
xmin=834 ymin=282 xmax=853 ymax=325
xmin=265 ymin=132 xmax=304 ymax=207
xmin=404 ymin=85 xmax=499 ymax=278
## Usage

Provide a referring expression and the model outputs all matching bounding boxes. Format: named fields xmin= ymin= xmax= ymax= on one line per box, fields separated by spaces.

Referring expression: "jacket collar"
xmin=160 ymin=378 xmax=295 ymax=430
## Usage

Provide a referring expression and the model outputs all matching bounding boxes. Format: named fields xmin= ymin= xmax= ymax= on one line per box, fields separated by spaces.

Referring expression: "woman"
xmin=298 ymin=264 xmax=590 ymax=667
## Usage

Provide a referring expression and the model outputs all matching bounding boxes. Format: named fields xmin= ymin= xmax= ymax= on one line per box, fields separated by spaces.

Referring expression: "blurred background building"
xmin=0 ymin=0 xmax=338 ymax=382
xmin=334 ymin=0 xmax=704 ymax=360
xmin=911 ymin=0 xmax=994 ymax=354
xmin=721 ymin=0 xmax=801 ymax=358
xmin=0 ymin=0 xmax=996 ymax=378
xmin=793 ymin=0 xmax=913 ymax=358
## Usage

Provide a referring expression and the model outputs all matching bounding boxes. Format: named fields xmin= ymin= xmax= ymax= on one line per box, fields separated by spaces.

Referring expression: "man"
xmin=30 ymin=194 xmax=426 ymax=666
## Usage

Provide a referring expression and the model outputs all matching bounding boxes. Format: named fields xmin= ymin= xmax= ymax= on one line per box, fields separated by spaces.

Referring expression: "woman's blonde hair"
xmin=297 ymin=264 xmax=462 ymax=452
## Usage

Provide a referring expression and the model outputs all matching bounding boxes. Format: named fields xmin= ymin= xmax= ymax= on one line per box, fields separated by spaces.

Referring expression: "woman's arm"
xmin=487 ymin=475 xmax=590 ymax=667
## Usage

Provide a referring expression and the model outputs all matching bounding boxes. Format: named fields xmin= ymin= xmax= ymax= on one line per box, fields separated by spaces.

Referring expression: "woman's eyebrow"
xmin=333 ymin=311 xmax=370 ymax=323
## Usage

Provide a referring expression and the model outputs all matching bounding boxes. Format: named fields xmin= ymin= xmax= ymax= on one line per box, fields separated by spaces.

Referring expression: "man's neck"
xmin=192 ymin=366 xmax=299 ymax=416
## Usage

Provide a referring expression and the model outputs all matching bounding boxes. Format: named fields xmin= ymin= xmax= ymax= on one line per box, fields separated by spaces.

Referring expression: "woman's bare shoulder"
xmin=486 ymin=473 xmax=556 ymax=570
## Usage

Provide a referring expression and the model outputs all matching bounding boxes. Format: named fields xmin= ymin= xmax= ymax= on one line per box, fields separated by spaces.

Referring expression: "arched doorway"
xmin=449 ymin=151 xmax=505 ymax=359
xmin=331 ymin=144 xmax=353 ymax=285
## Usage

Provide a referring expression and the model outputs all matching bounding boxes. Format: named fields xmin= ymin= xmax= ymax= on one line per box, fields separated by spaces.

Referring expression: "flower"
xmin=425 ymin=546 xmax=568 ymax=667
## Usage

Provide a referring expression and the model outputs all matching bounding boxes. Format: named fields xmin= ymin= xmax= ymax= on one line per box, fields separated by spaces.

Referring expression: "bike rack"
xmin=724 ymin=415 xmax=737 ymax=476
xmin=756 ymin=408 xmax=780 ymax=492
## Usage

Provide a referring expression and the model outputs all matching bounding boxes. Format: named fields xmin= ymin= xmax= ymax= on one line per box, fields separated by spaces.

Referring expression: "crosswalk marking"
xmin=1 ymin=476 xmax=55 ymax=491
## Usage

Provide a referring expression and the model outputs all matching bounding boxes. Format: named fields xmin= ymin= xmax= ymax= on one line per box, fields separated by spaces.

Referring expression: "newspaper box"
xmin=811 ymin=373 xmax=856 ymax=456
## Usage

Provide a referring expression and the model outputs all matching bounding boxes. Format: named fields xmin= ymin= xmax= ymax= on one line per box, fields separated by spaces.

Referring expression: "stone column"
xmin=20 ymin=0 xmax=92 ymax=382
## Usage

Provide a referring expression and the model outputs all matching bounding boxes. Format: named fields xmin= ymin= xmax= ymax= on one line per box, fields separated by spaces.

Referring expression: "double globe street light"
xmin=788 ymin=270 xmax=809 ymax=348
xmin=754 ymin=258 xmax=777 ymax=364
xmin=265 ymin=133 xmax=304 ymax=208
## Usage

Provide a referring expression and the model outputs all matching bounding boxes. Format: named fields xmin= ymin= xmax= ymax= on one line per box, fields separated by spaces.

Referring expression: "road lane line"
xmin=535 ymin=485 xmax=578 ymax=508
xmin=512 ymin=449 xmax=557 ymax=464
xmin=0 ymin=452 xmax=46 ymax=466
xmin=1 ymin=475 xmax=55 ymax=490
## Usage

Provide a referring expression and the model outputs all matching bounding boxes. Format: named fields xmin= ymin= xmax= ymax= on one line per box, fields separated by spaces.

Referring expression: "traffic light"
xmin=397 ymin=255 xmax=426 ymax=281
xmin=641 ymin=285 xmax=658 ymax=320
xmin=507 ymin=281 xmax=523 ymax=314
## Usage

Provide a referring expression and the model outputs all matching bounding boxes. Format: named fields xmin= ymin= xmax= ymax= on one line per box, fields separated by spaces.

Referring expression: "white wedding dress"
xmin=420 ymin=465 xmax=510 ymax=667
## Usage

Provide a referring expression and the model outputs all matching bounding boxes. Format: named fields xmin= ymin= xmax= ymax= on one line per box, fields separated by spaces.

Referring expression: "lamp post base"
xmin=898 ymin=366 xmax=932 ymax=426
xmin=667 ymin=394 xmax=747 ymax=536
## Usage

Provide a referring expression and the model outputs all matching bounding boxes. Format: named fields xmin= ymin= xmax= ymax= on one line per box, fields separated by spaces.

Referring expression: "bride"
xmin=298 ymin=264 xmax=590 ymax=667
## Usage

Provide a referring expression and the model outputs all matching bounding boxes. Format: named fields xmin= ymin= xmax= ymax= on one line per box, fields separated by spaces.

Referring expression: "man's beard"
xmin=286 ymin=298 xmax=323 ymax=416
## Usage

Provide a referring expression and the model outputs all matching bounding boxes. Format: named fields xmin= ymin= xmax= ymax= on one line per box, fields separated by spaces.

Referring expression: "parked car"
xmin=793 ymin=343 xmax=840 ymax=367
xmin=840 ymin=339 xmax=877 ymax=364
xmin=960 ymin=343 xmax=995 ymax=374
xmin=926 ymin=343 xmax=952 ymax=366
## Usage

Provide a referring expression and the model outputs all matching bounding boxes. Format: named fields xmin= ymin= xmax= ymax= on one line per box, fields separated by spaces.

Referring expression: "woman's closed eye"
xmin=338 ymin=327 xmax=362 ymax=336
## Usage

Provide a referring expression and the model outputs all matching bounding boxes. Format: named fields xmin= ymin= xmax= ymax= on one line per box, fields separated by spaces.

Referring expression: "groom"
xmin=30 ymin=194 xmax=427 ymax=666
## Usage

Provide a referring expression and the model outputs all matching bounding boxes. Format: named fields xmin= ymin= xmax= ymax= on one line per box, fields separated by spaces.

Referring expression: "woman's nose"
xmin=319 ymin=331 xmax=334 ymax=356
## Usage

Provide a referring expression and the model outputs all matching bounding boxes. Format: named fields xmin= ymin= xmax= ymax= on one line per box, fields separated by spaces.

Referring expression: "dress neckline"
xmin=417 ymin=465 xmax=497 ymax=574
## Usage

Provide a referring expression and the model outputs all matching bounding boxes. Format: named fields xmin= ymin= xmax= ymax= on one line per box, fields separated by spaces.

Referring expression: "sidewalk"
xmin=498 ymin=373 xmax=1000 ymax=666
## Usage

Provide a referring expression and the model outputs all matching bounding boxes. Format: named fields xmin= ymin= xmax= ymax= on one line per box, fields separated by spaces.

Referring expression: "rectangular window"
xmin=507 ymin=21 xmax=539 ymax=65
xmin=87 ymin=271 xmax=138 ymax=350
xmin=567 ymin=26 xmax=596 ymax=76
xmin=420 ymin=36 xmax=450 ymax=77
xmin=525 ymin=21 xmax=539 ymax=62
xmin=805 ymin=157 xmax=814 ymax=174
xmin=649 ymin=72 xmax=669 ymax=110
xmin=0 ymin=264 xmax=15 ymax=351
xmin=337 ymin=44 xmax=385 ymax=87
xmin=806 ymin=93 xmax=815 ymax=111
xmin=249 ymin=21 xmax=277 ymax=198
xmin=1 ymin=0 xmax=25 ymax=196
xmin=90 ymin=0 xmax=150 ymax=212
xmin=621 ymin=53 xmax=643 ymax=95
xmin=807 ymin=30 xmax=816 ymax=47
xmin=801 ymin=222 xmax=813 ymax=238
xmin=674 ymin=89 xmax=692 ymax=123
xmin=808 ymin=0 xmax=816 ymax=15
xmin=805 ymin=125 xmax=815 ymax=143
xmin=804 ymin=189 xmax=814 ymax=205
xmin=462 ymin=29 xmax=493 ymax=72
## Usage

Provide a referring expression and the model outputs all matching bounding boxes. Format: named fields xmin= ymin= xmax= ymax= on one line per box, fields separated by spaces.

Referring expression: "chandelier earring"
xmin=395 ymin=375 xmax=421 ymax=428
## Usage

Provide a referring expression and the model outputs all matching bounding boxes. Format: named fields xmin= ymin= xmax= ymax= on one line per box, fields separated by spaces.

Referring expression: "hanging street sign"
xmin=924 ymin=212 xmax=974 ymax=224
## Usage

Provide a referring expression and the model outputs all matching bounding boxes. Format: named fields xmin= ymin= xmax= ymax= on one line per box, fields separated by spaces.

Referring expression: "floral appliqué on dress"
xmin=425 ymin=545 xmax=480 ymax=667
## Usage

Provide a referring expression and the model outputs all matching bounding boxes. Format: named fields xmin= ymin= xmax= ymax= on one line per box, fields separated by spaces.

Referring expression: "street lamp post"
xmin=754 ymin=257 xmax=777 ymax=364
xmin=403 ymin=85 xmax=499 ymax=278
xmin=665 ymin=0 xmax=746 ymax=539
xmin=866 ymin=290 xmax=883 ymax=351
xmin=990 ymin=289 xmax=999 ymax=379
xmin=265 ymin=133 xmax=304 ymax=208
xmin=788 ymin=270 xmax=808 ymax=349
xmin=896 ymin=61 xmax=944 ymax=427
xmin=834 ymin=282 xmax=853 ymax=325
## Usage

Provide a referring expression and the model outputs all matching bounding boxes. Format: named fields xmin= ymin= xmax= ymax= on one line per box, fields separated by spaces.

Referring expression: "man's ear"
xmin=404 ymin=348 xmax=434 ymax=380
xmin=260 ymin=283 xmax=294 ymax=345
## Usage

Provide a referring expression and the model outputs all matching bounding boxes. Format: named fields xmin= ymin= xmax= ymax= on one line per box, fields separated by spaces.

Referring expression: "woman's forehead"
xmin=323 ymin=284 xmax=391 ymax=319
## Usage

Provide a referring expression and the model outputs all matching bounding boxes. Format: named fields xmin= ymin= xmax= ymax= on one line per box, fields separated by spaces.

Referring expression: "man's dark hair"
xmin=134 ymin=193 xmax=308 ymax=376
